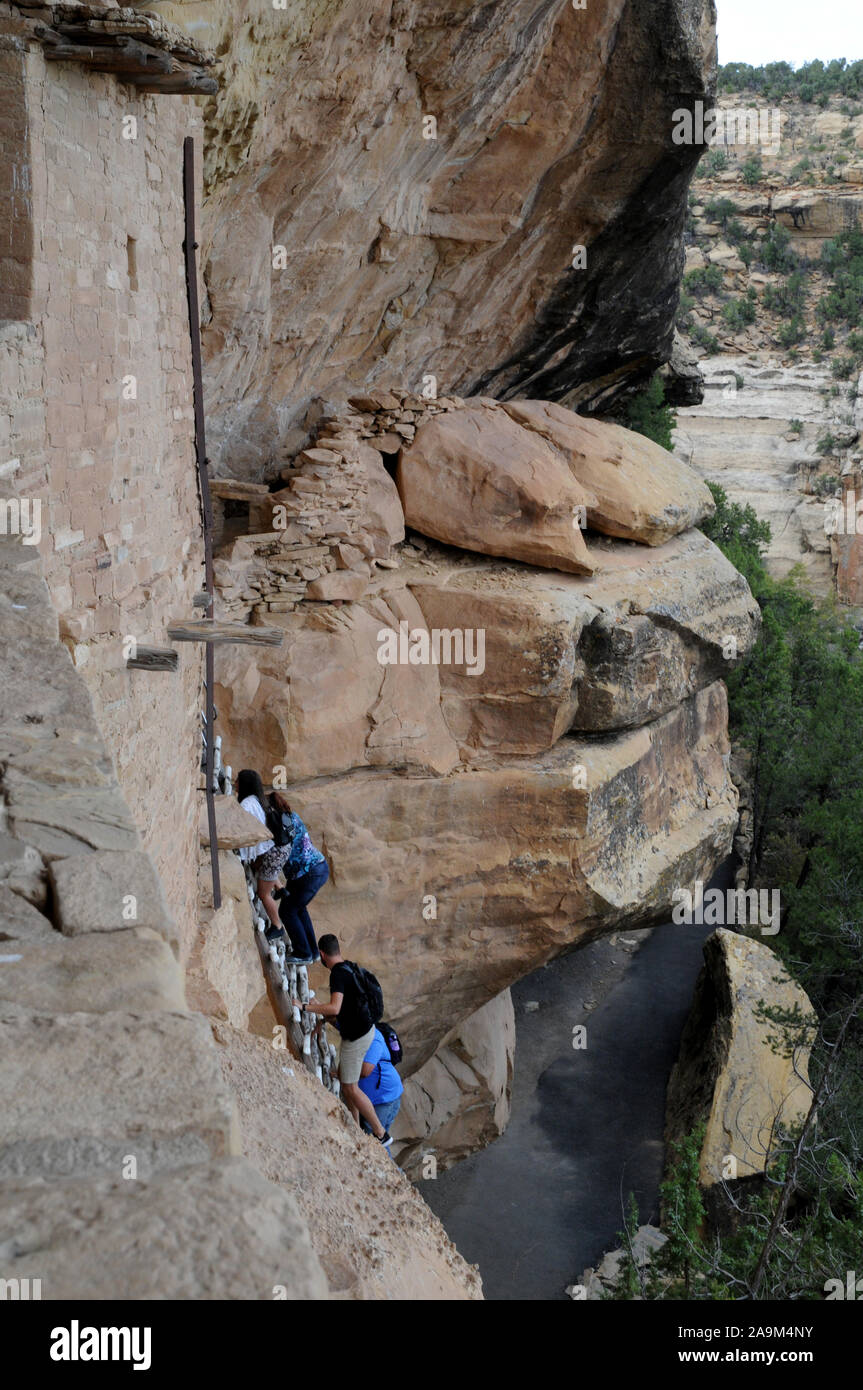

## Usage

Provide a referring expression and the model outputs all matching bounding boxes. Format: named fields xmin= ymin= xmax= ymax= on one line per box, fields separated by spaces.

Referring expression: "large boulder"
xmin=409 ymin=530 xmax=759 ymax=755
xmin=666 ymin=929 xmax=816 ymax=1185
xmin=360 ymin=441 xmax=405 ymax=556
xmin=48 ymin=848 xmax=175 ymax=941
xmin=294 ymin=682 xmax=738 ymax=1067
xmin=393 ymin=989 xmax=515 ymax=1177
xmin=0 ymin=928 xmax=185 ymax=1016
xmin=0 ymin=1006 xmax=240 ymax=1181
xmin=396 ymin=405 xmax=596 ymax=574
xmin=501 ymin=399 xmax=715 ymax=544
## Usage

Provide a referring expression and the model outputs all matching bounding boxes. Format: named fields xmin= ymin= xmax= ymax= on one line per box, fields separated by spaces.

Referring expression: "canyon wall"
xmin=208 ymin=391 xmax=760 ymax=1093
xmin=674 ymin=98 xmax=863 ymax=607
xmin=1 ymin=0 xmax=753 ymax=1268
xmin=144 ymin=0 xmax=718 ymax=475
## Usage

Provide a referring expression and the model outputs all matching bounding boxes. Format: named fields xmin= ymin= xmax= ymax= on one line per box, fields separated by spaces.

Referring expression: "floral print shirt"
xmin=283 ymin=812 xmax=325 ymax=878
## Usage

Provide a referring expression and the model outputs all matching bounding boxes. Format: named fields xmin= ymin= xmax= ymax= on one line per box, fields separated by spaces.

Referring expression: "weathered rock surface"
xmin=666 ymin=929 xmax=816 ymax=1185
xmin=0 ymin=882 xmax=55 ymax=942
xmin=0 ymin=1006 xmax=240 ymax=1181
xmin=186 ymin=852 xmax=268 ymax=1030
xmin=215 ymin=589 xmax=460 ymax=780
xmin=198 ymin=793 xmax=273 ymax=851
xmin=0 ymin=520 xmax=332 ymax=1295
xmin=396 ymin=406 xmax=596 ymax=574
xmin=294 ymin=682 xmax=737 ymax=1067
xmin=772 ymin=190 xmax=863 ymax=240
xmin=572 ymin=1225 xmax=667 ymax=1300
xmin=409 ymin=530 xmax=759 ymax=754
xmin=393 ymin=989 xmax=515 ymax=1178
xmin=502 ymin=399 xmax=715 ymax=543
xmin=49 ymin=848 xmax=175 ymax=942
xmin=661 ymin=327 xmax=706 ymax=406
xmin=0 ymin=1159 xmax=329 ymax=1301
xmin=212 ymin=1021 xmax=482 ymax=1300
xmin=184 ymin=0 xmax=717 ymax=472
xmin=0 ymin=928 xmax=185 ymax=1016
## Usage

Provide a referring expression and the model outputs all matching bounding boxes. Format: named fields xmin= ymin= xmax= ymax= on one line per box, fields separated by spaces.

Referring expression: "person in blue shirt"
xmin=270 ymin=793 xmax=328 ymax=964
xmin=358 ymin=1027 xmax=404 ymax=1151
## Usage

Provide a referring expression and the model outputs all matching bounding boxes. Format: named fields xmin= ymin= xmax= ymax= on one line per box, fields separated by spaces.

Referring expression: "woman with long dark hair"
xmin=236 ymin=769 xmax=289 ymax=939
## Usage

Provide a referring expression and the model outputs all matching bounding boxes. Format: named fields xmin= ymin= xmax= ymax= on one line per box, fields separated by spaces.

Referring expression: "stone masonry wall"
xmin=0 ymin=8 xmax=205 ymax=956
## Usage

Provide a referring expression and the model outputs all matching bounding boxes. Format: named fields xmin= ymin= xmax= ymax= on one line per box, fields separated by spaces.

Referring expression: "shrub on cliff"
xmin=818 ymin=229 xmax=863 ymax=328
xmin=701 ymin=482 xmax=770 ymax=591
xmin=615 ymin=374 xmax=676 ymax=452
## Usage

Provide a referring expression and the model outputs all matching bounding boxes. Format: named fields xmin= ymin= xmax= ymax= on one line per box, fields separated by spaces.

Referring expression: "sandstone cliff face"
xmin=144 ymin=0 xmax=717 ymax=474
xmin=0 ymin=515 xmax=323 ymax=1298
xmin=666 ymin=929 xmax=816 ymax=1186
xmin=289 ymin=680 xmax=741 ymax=1068
xmin=676 ymin=95 xmax=863 ymax=608
xmin=208 ymin=394 xmax=758 ymax=1093
xmin=4 ymin=0 xmax=753 ymax=1218
xmin=0 ymin=507 xmax=480 ymax=1299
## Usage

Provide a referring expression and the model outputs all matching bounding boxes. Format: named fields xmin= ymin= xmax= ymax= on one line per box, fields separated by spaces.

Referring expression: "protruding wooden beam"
xmin=167 ymin=619 xmax=284 ymax=647
xmin=126 ymin=646 xmax=179 ymax=672
xmin=130 ymin=72 xmax=219 ymax=95
xmin=43 ymin=38 xmax=173 ymax=76
xmin=209 ymin=480 xmax=270 ymax=500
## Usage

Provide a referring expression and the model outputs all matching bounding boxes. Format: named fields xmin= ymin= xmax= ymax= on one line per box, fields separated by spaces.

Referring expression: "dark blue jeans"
xmin=278 ymin=860 xmax=329 ymax=958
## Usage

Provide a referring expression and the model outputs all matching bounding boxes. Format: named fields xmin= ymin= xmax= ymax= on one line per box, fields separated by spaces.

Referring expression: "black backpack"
xmin=265 ymin=800 xmax=291 ymax=848
xmin=378 ymin=1020 xmax=403 ymax=1067
xmin=342 ymin=961 xmax=384 ymax=1025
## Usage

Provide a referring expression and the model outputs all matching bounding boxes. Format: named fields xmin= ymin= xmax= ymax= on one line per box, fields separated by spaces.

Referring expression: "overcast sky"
xmin=717 ymin=0 xmax=863 ymax=67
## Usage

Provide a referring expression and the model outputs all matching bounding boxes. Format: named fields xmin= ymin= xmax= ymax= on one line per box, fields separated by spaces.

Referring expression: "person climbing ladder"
xmin=270 ymin=791 xmax=329 ymax=964
xmin=235 ymin=769 xmax=290 ymax=938
xmin=296 ymin=934 xmax=394 ymax=1147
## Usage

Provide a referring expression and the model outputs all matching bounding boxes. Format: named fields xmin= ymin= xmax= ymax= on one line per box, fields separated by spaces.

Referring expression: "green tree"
xmin=616 ymin=374 xmax=676 ymax=451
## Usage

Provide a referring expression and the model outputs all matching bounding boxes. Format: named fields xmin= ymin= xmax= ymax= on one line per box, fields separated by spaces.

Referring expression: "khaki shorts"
xmin=338 ymin=1026 xmax=375 ymax=1086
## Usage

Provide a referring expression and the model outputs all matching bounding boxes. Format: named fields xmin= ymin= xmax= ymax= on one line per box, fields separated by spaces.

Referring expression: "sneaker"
xmin=265 ymin=926 xmax=286 ymax=943
xmin=378 ymin=1131 xmax=394 ymax=1148
xmin=285 ymin=952 xmax=314 ymax=965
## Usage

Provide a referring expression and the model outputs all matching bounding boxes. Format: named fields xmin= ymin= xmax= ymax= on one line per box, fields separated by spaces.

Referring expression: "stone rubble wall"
xmin=212 ymin=389 xmax=458 ymax=622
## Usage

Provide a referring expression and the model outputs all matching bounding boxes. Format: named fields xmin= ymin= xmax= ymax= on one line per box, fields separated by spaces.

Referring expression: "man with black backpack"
xmin=296 ymin=934 xmax=394 ymax=1147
